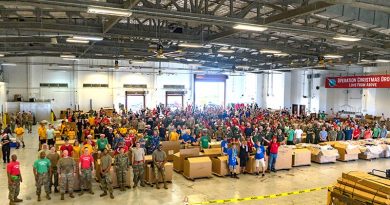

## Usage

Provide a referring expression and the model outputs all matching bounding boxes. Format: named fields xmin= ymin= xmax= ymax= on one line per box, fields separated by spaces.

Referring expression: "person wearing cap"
xmin=99 ymin=148 xmax=114 ymax=199
xmin=60 ymin=138 xmax=73 ymax=157
xmin=114 ymin=147 xmax=130 ymax=191
xmin=38 ymin=122 xmax=47 ymax=151
xmin=152 ymin=144 xmax=168 ymax=189
xmin=97 ymin=134 xmax=109 ymax=152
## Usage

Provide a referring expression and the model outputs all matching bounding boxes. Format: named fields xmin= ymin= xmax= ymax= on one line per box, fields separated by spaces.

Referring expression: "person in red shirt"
xmin=352 ymin=125 xmax=361 ymax=140
xmin=263 ymin=136 xmax=283 ymax=173
xmin=79 ymin=147 xmax=95 ymax=195
xmin=60 ymin=138 xmax=73 ymax=157
xmin=124 ymin=134 xmax=134 ymax=148
xmin=7 ymin=154 xmax=23 ymax=204
xmin=363 ymin=127 xmax=372 ymax=139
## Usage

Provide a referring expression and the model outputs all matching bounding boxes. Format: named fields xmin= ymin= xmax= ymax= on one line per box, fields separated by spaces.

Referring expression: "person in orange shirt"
xmin=67 ymin=127 xmax=76 ymax=140
xmin=38 ymin=122 xmax=47 ymax=151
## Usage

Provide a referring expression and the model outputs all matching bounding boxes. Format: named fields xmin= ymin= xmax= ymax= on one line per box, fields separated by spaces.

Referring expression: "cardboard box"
xmin=209 ymin=141 xmax=221 ymax=149
xmin=161 ymin=141 xmax=181 ymax=161
xmin=333 ymin=143 xmax=360 ymax=161
xmin=245 ymin=155 xmax=258 ymax=174
xmin=173 ymin=148 xmax=200 ymax=172
xmin=211 ymin=155 xmax=229 ymax=176
xmin=358 ymin=152 xmax=380 ymax=160
xmin=311 ymin=149 xmax=338 ymax=163
xmin=342 ymin=172 xmax=390 ymax=195
xmin=201 ymin=148 xmax=222 ymax=158
xmin=183 ymin=157 xmax=212 ymax=180
xmin=144 ymin=162 xmax=173 ymax=184
xmin=292 ymin=148 xmax=311 ymax=166
xmin=274 ymin=146 xmax=293 ymax=170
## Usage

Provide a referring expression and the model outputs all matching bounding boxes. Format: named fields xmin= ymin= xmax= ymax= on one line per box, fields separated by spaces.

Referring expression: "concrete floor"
xmin=1 ymin=126 xmax=389 ymax=205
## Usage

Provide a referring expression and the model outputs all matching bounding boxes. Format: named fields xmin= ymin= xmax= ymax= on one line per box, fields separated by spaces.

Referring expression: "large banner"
xmin=325 ymin=74 xmax=390 ymax=88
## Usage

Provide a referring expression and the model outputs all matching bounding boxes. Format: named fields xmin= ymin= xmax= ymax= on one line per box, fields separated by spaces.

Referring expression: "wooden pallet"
xmin=183 ymin=175 xmax=212 ymax=181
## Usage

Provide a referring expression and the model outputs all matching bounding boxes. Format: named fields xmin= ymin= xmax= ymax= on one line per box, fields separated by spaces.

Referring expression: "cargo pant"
xmin=116 ymin=167 xmax=127 ymax=188
xmin=154 ymin=164 xmax=166 ymax=185
xmin=132 ymin=164 xmax=145 ymax=186
xmin=8 ymin=177 xmax=20 ymax=200
xmin=60 ymin=173 xmax=74 ymax=194
xmin=50 ymin=166 xmax=59 ymax=190
xmin=27 ymin=121 xmax=32 ymax=133
xmin=100 ymin=172 xmax=113 ymax=193
xmin=80 ymin=169 xmax=92 ymax=191
xmin=36 ymin=172 xmax=50 ymax=196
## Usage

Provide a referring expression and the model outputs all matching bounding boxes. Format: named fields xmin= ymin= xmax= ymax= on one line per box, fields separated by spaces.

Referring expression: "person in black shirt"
xmin=159 ymin=124 xmax=166 ymax=141
xmin=1 ymin=133 xmax=11 ymax=166
xmin=239 ymin=141 xmax=250 ymax=174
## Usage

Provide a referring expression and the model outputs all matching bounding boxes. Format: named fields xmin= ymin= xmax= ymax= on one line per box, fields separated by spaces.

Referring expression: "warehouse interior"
xmin=0 ymin=0 xmax=389 ymax=205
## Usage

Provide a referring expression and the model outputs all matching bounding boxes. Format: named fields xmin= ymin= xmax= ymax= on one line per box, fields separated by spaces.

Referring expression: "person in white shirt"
xmin=294 ymin=126 xmax=303 ymax=144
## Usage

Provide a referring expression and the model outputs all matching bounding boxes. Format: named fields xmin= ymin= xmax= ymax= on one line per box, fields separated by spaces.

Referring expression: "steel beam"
xmin=103 ymin=0 xmax=140 ymax=33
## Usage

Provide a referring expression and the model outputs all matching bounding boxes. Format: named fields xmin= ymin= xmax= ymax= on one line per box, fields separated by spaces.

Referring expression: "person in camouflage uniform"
xmin=100 ymin=148 xmax=114 ymax=199
xmin=152 ymin=144 xmax=168 ymax=189
xmin=27 ymin=112 xmax=33 ymax=133
xmin=57 ymin=150 xmax=76 ymax=200
xmin=114 ymin=147 xmax=130 ymax=191
xmin=7 ymin=154 xmax=23 ymax=205
xmin=33 ymin=151 xmax=52 ymax=201
xmin=132 ymin=142 xmax=145 ymax=188
xmin=78 ymin=147 xmax=94 ymax=196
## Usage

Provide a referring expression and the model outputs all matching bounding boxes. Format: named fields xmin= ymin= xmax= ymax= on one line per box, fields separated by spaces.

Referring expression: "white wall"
xmin=0 ymin=82 xmax=6 ymax=114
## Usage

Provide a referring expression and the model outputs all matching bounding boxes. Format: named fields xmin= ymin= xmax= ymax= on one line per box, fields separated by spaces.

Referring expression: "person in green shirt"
xmin=97 ymin=134 xmax=109 ymax=152
xmin=200 ymin=130 xmax=210 ymax=150
xmin=33 ymin=151 xmax=52 ymax=202
xmin=287 ymin=128 xmax=295 ymax=145
xmin=373 ymin=124 xmax=381 ymax=139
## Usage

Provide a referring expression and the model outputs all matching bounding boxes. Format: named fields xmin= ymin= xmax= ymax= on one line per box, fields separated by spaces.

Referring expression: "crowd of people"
xmin=1 ymin=104 xmax=389 ymax=204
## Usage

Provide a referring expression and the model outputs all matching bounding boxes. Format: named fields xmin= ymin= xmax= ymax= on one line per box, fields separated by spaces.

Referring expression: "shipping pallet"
xmin=358 ymin=157 xmax=379 ymax=161
xmin=312 ymin=161 xmax=336 ymax=164
xmin=212 ymin=172 xmax=228 ymax=177
xmin=173 ymin=169 xmax=182 ymax=173
xmin=183 ymin=175 xmax=212 ymax=181
xmin=145 ymin=180 xmax=173 ymax=186
xmin=292 ymin=164 xmax=311 ymax=167
xmin=336 ymin=159 xmax=358 ymax=162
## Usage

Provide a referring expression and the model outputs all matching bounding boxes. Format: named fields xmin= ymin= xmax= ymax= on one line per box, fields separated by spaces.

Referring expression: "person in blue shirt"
xmin=319 ymin=127 xmax=328 ymax=142
xmin=180 ymin=130 xmax=193 ymax=145
xmin=253 ymin=140 xmax=265 ymax=177
xmin=221 ymin=136 xmax=229 ymax=155
xmin=380 ymin=125 xmax=388 ymax=138
xmin=344 ymin=125 xmax=353 ymax=140
xmin=227 ymin=143 xmax=239 ymax=179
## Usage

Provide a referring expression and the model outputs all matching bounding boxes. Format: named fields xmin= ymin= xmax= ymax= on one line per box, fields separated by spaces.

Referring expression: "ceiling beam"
xmin=207 ymin=1 xmax=335 ymax=41
xmin=103 ymin=0 xmax=141 ymax=34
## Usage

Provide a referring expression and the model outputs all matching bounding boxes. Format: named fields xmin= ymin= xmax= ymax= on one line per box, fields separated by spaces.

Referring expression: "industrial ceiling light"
xmin=273 ymin=53 xmax=289 ymax=57
xmin=87 ymin=6 xmax=132 ymax=17
xmin=60 ymin=54 xmax=76 ymax=58
xmin=333 ymin=35 xmax=361 ymax=42
xmin=260 ymin=49 xmax=281 ymax=54
xmin=0 ymin=54 xmax=5 ymax=57
xmin=62 ymin=58 xmax=80 ymax=61
xmin=131 ymin=60 xmax=145 ymax=64
xmin=218 ymin=48 xmax=235 ymax=53
xmin=58 ymin=65 xmax=72 ymax=68
xmin=178 ymin=43 xmax=204 ymax=48
xmin=376 ymin=59 xmax=390 ymax=63
xmin=1 ymin=63 xmax=16 ymax=66
xmin=66 ymin=38 xmax=89 ymax=44
xmin=233 ymin=24 xmax=268 ymax=32
xmin=324 ymin=54 xmax=343 ymax=59
xmin=73 ymin=35 xmax=103 ymax=41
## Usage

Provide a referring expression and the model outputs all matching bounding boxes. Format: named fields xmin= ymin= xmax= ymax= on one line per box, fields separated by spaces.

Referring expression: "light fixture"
xmin=324 ymin=54 xmax=343 ymax=59
xmin=333 ymin=35 xmax=361 ymax=42
xmin=131 ymin=60 xmax=145 ymax=64
xmin=233 ymin=24 xmax=268 ymax=32
xmin=87 ymin=6 xmax=132 ymax=17
xmin=260 ymin=49 xmax=281 ymax=54
xmin=58 ymin=65 xmax=72 ymax=68
xmin=62 ymin=58 xmax=80 ymax=61
xmin=218 ymin=48 xmax=235 ymax=53
xmin=273 ymin=53 xmax=289 ymax=57
xmin=66 ymin=38 xmax=89 ymax=44
xmin=1 ymin=63 xmax=16 ymax=66
xmin=0 ymin=54 xmax=4 ymax=57
xmin=73 ymin=35 xmax=103 ymax=41
xmin=178 ymin=43 xmax=204 ymax=48
xmin=60 ymin=54 xmax=76 ymax=58
xmin=376 ymin=59 xmax=390 ymax=63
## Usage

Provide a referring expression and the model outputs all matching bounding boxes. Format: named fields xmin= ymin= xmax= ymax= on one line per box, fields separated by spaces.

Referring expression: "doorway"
xmin=125 ymin=91 xmax=145 ymax=112
xmin=166 ymin=91 xmax=184 ymax=110
xmin=194 ymin=75 xmax=227 ymax=107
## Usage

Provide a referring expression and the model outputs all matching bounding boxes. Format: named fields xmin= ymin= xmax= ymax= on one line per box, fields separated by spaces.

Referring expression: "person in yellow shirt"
xmin=81 ymin=139 xmax=94 ymax=155
xmin=169 ymin=128 xmax=179 ymax=141
xmin=88 ymin=116 xmax=95 ymax=126
xmin=60 ymin=120 xmax=67 ymax=139
xmin=14 ymin=123 xmax=25 ymax=149
xmin=38 ymin=122 xmax=47 ymax=150
xmin=73 ymin=140 xmax=81 ymax=160
xmin=67 ymin=127 xmax=76 ymax=140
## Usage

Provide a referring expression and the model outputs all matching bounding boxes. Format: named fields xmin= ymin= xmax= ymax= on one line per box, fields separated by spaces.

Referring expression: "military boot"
xmin=60 ymin=194 xmax=64 ymax=200
xmin=164 ymin=183 xmax=168 ymax=189
xmin=100 ymin=191 xmax=107 ymax=197
xmin=46 ymin=194 xmax=51 ymax=200
xmin=13 ymin=198 xmax=23 ymax=203
xmin=109 ymin=193 xmax=114 ymax=199
xmin=69 ymin=193 xmax=75 ymax=198
xmin=37 ymin=195 xmax=41 ymax=202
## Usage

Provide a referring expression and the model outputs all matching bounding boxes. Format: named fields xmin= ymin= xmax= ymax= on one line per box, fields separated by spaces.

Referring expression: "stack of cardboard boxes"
xmin=309 ymin=145 xmax=339 ymax=163
xmin=333 ymin=142 xmax=360 ymax=162
xmin=183 ymin=157 xmax=212 ymax=180
xmin=292 ymin=148 xmax=311 ymax=166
